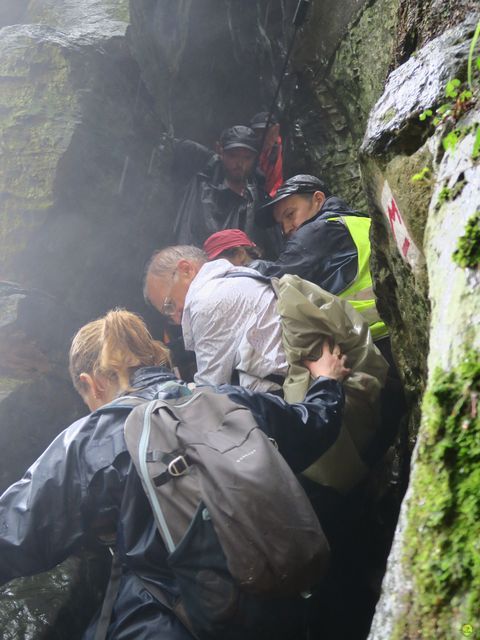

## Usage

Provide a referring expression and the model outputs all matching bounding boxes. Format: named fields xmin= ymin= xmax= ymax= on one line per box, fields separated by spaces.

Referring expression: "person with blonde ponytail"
xmin=0 ymin=309 xmax=350 ymax=640
xmin=69 ymin=308 xmax=171 ymax=411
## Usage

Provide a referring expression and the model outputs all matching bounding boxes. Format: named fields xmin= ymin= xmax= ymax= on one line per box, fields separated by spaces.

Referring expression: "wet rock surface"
xmin=363 ymin=13 xmax=478 ymax=155
xmin=0 ymin=4 xmax=171 ymax=324
xmin=287 ymin=0 xmax=399 ymax=208
xmin=129 ymin=0 xmax=297 ymax=145
xmin=394 ymin=0 xmax=479 ymax=66
xmin=0 ymin=554 xmax=109 ymax=640
xmin=364 ymin=14 xmax=480 ymax=639
xmin=0 ymin=282 xmax=84 ymax=492
xmin=0 ymin=282 xmax=110 ymax=639
xmin=360 ymin=14 xmax=479 ymax=444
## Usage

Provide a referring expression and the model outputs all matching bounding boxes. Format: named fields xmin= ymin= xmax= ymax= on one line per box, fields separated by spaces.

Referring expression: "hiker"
xmin=144 ymin=245 xmax=393 ymax=490
xmin=250 ymin=111 xmax=284 ymax=197
xmin=203 ymin=228 xmax=262 ymax=266
xmin=0 ymin=308 xmax=349 ymax=640
xmin=143 ymin=245 xmax=287 ymax=392
xmin=252 ymin=174 xmax=390 ymax=349
xmin=169 ymin=125 xmax=281 ymax=258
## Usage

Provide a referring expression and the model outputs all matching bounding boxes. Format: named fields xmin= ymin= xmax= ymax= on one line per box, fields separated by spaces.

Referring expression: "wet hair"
xmin=217 ymin=245 xmax=263 ymax=263
xmin=143 ymin=245 xmax=207 ymax=301
xmin=69 ymin=309 xmax=170 ymax=395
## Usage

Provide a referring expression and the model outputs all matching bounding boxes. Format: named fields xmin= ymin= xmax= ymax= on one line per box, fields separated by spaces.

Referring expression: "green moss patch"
xmin=398 ymin=353 xmax=480 ymax=638
xmin=453 ymin=210 xmax=480 ymax=268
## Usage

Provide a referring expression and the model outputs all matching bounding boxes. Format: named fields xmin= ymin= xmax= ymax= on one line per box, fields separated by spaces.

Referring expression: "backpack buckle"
xmin=168 ymin=455 xmax=190 ymax=477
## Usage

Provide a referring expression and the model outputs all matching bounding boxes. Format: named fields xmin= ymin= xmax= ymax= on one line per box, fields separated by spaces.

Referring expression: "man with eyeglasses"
xmin=143 ymin=245 xmax=287 ymax=393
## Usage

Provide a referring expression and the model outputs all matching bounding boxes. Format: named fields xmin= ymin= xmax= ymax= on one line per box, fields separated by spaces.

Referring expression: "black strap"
xmin=153 ymin=453 xmax=193 ymax=487
xmin=93 ymin=550 xmax=123 ymax=640
xmin=224 ymin=270 xmax=272 ymax=284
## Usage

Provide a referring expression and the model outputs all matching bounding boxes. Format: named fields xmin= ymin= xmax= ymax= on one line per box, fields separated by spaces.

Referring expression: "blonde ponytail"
xmin=69 ymin=309 xmax=170 ymax=394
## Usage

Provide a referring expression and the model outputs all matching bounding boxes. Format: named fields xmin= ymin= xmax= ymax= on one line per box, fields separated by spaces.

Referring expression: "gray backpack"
xmin=123 ymin=385 xmax=330 ymax=639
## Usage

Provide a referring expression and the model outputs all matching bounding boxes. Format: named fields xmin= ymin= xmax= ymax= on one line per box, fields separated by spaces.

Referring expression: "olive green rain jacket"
xmin=272 ymin=274 xmax=389 ymax=494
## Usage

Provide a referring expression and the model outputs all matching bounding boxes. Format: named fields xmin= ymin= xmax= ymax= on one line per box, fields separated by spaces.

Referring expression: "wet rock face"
xmin=394 ymin=0 xmax=479 ymax=66
xmin=0 ymin=283 xmax=110 ymax=639
xmin=0 ymin=2 xmax=172 ymax=324
xmin=360 ymin=14 xmax=480 ymax=441
xmin=129 ymin=0 xmax=297 ymax=145
xmin=0 ymin=554 xmax=109 ymax=640
xmin=363 ymin=13 xmax=480 ymax=639
xmin=0 ymin=283 xmax=84 ymax=493
xmin=287 ymin=0 xmax=399 ymax=208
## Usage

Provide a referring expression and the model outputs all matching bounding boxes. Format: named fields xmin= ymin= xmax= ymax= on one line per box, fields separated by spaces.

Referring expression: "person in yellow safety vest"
xmin=252 ymin=174 xmax=389 ymax=348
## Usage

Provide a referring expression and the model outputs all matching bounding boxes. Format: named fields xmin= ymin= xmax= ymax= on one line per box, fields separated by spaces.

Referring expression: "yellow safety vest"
xmin=327 ymin=215 xmax=388 ymax=341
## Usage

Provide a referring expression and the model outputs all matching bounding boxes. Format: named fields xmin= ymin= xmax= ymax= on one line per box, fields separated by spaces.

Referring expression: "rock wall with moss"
xmin=287 ymin=0 xmax=399 ymax=208
xmin=363 ymin=11 xmax=480 ymax=638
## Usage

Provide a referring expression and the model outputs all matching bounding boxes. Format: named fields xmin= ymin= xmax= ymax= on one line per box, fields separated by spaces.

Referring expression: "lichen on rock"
xmin=393 ymin=354 xmax=480 ymax=638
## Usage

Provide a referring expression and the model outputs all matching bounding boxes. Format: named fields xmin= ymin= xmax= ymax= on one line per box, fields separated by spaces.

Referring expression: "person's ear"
xmin=313 ymin=190 xmax=326 ymax=210
xmin=215 ymin=142 xmax=223 ymax=155
xmin=177 ymin=259 xmax=198 ymax=280
xmin=79 ymin=372 xmax=106 ymax=399
xmin=79 ymin=372 xmax=96 ymax=397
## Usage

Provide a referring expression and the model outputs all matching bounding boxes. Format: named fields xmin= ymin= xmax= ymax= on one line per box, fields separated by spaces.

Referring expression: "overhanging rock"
xmin=0 ymin=5 xmax=172 ymax=321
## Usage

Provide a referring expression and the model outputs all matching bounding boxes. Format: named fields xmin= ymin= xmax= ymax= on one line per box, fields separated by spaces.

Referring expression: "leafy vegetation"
xmin=417 ymin=19 xmax=480 ymax=158
xmin=411 ymin=166 xmax=431 ymax=183
xmin=453 ymin=211 xmax=480 ymax=269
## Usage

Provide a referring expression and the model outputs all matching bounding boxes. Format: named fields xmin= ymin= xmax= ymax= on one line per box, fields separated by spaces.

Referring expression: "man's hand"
xmin=303 ymin=341 xmax=351 ymax=382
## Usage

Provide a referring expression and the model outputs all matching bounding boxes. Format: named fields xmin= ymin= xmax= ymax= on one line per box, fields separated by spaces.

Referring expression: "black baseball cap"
xmin=256 ymin=174 xmax=331 ymax=227
xmin=219 ymin=126 xmax=259 ymax=153
xmin=249 ymin=111 xmax=279 ymax=129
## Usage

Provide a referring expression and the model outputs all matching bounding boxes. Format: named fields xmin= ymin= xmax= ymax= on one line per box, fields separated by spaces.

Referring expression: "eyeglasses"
xmin=160 ymin=270 xmax=178 ymax=317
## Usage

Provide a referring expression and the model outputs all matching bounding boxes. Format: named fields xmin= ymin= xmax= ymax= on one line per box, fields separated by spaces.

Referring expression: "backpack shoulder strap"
xmin=223 ymin=270 xmax=272 ymax=285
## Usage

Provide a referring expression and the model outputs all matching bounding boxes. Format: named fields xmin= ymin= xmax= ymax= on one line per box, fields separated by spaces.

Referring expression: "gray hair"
xmin=143 ymin=245 xmax=207 ymax=301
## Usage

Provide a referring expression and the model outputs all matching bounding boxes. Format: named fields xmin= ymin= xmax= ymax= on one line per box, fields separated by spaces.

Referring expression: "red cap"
xmin=203 ymin=229 xmax=256 ymax=260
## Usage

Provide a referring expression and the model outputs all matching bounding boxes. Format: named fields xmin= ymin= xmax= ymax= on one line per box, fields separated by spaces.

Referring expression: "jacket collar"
xmin=130 ymin=366 xmax=177 ymax=390
xmin=298 ymin=196 xmax=366 ymax=230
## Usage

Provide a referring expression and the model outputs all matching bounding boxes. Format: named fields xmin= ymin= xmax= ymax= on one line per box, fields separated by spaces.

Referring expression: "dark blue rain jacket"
xmin=251 ymin=196 xmax=366 ymax=294
xmin=0 ymin=367 xmax=344 ymax=639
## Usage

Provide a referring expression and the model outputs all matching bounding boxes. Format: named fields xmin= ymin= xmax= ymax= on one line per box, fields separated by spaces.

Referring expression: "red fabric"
xmin=259 ymin=135 xmax=283 ymax=197
xmin=203 ymin=229 xmax=257 ymax=260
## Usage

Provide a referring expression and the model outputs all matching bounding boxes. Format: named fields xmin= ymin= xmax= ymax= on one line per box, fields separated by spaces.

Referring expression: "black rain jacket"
xmin=252 ymin=196 xmax=368 ymax=294
xmin=171 ymin=139 xmax=282 ymax=258
xmin=0 ymin=367 xmax=344 ymax=640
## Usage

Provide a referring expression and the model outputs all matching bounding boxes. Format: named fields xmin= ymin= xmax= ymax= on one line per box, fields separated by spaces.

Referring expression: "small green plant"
xmin=445 ymin=78 xmax=461 ymax=98
xmin=438 ymin=186 xmax=452 ymax=203
xmin=419 ymin=109 xmax=433 ymax=121
xmin=442 ymin=128 xmax=463 ymax=152
xmin=453 ymin=211 xmax=480 ymax=269
xmin=411 ymin=166 xmax=431 ymax=183
xmin=418 ymin=19 xmax=480 ymax=157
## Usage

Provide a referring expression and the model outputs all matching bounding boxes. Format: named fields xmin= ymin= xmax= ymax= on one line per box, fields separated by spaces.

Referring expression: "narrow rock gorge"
xmin=0 ymin=1 xmax=479 ymax=638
